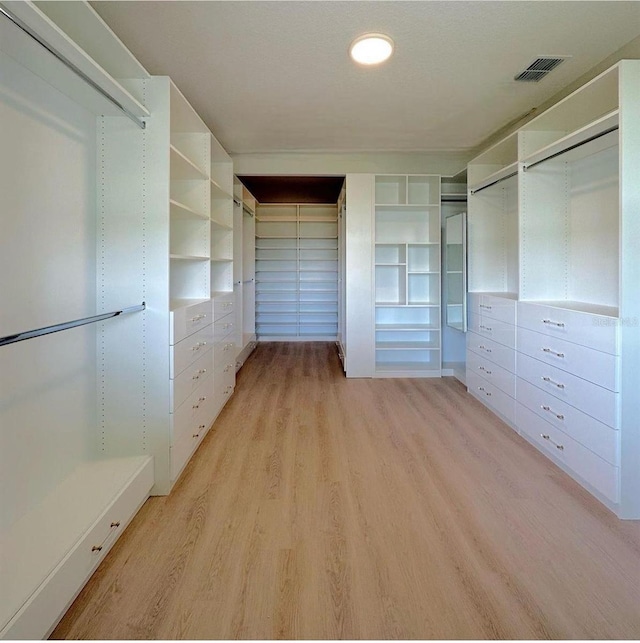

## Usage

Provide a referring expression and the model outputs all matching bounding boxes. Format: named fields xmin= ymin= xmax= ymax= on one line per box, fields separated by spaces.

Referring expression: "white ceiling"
xmin=91 ymin=1 xmax=640 ymax=155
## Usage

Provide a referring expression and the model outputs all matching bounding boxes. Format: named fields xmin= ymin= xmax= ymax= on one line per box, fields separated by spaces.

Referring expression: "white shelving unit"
xmin=374 ymin=175 xmax=441 ymax=377
xmin=0 ymin=3 xmax=154 ymax=639
xmin=144 ymin=77 xmax=236 ymax=490
xmin=255 ymin=203 xmax=339 ymax=340
xmin=466 ymin=60 xmax=640 ymax=520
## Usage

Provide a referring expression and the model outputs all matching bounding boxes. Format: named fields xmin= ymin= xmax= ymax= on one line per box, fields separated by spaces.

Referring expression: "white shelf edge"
xmin=469 ymin=161 xmax=519 ymax=194
xmin=521 ymin=110 xmax=619 ymax=169
xmin=2 ymin=1 xmax=150 ymax=119
xmin=210 ymin=218 xmax=233 ymax=230
xmin=169 ymin=199 xmax=208 ymax=221
xmin=169 ymin=254 xmax=210 ymax=261
xmin=210 ymin=178 xmax=233 ymax=200
xmin=169 ymin=145 xmax=208 ymax=181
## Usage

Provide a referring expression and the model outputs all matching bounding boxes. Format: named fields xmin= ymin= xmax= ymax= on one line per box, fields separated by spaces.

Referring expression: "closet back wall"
xmin=0 ymin=51 xmax=97 ymax=528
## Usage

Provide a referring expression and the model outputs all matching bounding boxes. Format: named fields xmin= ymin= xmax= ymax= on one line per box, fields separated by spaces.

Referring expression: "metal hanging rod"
xmin=233 ymin=199 xmax=254 ymax=217
xmin=470 ymin=171 xmax=518 ymax=195
xmin=0 ymin=303 xmax=145 ymax=348
xmin=523 ymin=125 xmax=618 ymax=172
xmin=441 ymin=195 xmax=468 ymax=203
xmin=0 ymin=4 xmax=146 ymax=130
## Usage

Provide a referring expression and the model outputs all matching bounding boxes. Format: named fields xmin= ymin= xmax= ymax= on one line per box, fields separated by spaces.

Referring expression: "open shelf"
xmin=170 ymin=199 xmax=208 ymax=221
xmin=255 ymin=203 xmax=339 ymax=340
xmin=169 ymin=145 xmax=208 ymax=181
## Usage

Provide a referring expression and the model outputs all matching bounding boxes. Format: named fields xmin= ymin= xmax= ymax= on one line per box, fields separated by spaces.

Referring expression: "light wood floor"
xmin=52 ymin=342 xmax=640 ymax=639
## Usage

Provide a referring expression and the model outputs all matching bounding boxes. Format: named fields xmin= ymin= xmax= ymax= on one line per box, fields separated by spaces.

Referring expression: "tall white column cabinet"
xmin=343 ymin=174 xmax=442 ymax=378
xmin=467 ymin=60 xmax=640 ymax=519
xmin=0 ymin=2 xmax=238 ymax=637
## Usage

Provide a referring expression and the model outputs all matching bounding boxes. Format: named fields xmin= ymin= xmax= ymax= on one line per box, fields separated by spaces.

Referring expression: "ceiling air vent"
xmin=514 ymin=57 xmax=567 ymax=82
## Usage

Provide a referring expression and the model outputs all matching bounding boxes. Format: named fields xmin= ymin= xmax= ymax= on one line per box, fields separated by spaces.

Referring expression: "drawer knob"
xmin=541 ymin=376 xmax=565 ymax=389
xmin=91 ymin=545 xmax=103 ymax=552
xmin=542 ymin=319 xmax=565 ymax=328
xmin=477 ymin=386 xmax=485 ymax=392
xmin=542 ymin=347 xmax=564 ymax=358
xmin=541 ymin=405 xmax=564 ymax=420
xmin=541 ymin=433 xmax=565 ymax=450
xmin=480 ymin=304 xmax=492 ymax=311
xmin=193 ymin=404 xmax=200 ymax=410
xmin=193 ymin=433 xmax=200 ymax=438
xmin=480 ymin=325 xmax=493 ymax=332
xmin=199 ymin=396 xmax=206 ymax=402
xmin=110 ymin=521 xmax=120 ymax=529
xmin=192 ymin=373 xmax=200 ymax=380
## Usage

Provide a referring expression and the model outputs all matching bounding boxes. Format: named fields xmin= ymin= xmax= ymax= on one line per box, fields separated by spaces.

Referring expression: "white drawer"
xmin=517 ymin=302 xmax=619 ymax=355
xmin=468 ymin=312 xmax=515 ymax=349
xmin=170 ymin=324 xmax=214 ymax=378
xmin=171 ymin=373 xmax=214 ymax=444
xmin=481 ymin=294 xmax=517 ymax=325
xmin=516 ymin=403 xmax=619 ymax=504
xmin=214 ymin=315 xmax=235 ymax=343
xmin=214 ymin=336 xmax=236 ymax=367
xmin=466 ymin=331 xmax=516 ymax=373
xmin=170 ymin=299 xmax=212 ymax=345
xmin=467 ymin=371 xmax=515 ymax=425
xmin=517 ymin=327 xmax=618 ymax=392
xmin=215 ymin=354 xmax=236 ymax=380
xmin=213 ymin=293 xmax=235 ymax=321
xmin=517 ymin=378 xmax=619 ymax=466
xmin=467 ymin=350 xmax=515 ymax=398
xmin=171 ymin=431 xmax=200 ymax=482
xmin=215 ymin=375 xmax=235 ymax=413
xmin=0 ymin=457 xmax=153 ymax=640
xmin=517 ymin=353 xmax=619 ymax=429
xmin=170 ymin=349 xmax=213 ymax=413
xmin=468 ymin=293 xmax=517 ymax=325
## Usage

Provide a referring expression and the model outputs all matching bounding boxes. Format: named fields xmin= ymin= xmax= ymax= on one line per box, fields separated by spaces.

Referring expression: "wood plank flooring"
xmin=52 ymin=342 xmax=640 ymax=639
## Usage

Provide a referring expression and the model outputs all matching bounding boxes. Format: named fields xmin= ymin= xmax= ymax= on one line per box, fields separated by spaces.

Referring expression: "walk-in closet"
xmin=2 ymin=1 xmax=640 ymax=639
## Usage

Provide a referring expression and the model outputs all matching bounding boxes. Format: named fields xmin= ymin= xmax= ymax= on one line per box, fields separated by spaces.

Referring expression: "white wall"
xmin=232 ymin=151 xmax=469 ymax=177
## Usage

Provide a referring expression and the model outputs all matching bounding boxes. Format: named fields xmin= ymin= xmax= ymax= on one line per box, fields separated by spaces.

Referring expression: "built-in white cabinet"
xmin=374 ymin=175 xmax=442 ymax=377
xmin=255 ymin=203 xmax=339 ymax=340
xmin=466 ymin=60 xmax=640 ymax=519
xmin=0 ymin=3 xmax=154 ymax=639
xmin=143 ymin=77 xmax=235 ymax=490
xmin=0 ymin=3 xmax=239 ymax=637
xmin=342 ymin=174 xmax=442 ymax=378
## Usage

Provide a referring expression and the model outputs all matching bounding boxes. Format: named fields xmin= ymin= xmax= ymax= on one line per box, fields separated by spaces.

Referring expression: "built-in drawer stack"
xmin=170 ymin=300 xmax=216 ymax=481
xmin=515 ymin=303 xmax=620 ymax=504
xmin=466 ymin=294 xmax=517 ymax=425
xmin=212 ymin=293 xmax=236 ymax=411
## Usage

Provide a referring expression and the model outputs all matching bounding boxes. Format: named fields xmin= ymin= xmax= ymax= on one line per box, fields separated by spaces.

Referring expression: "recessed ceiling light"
xmin=349 ymin=34 xmax=394 ymax=66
